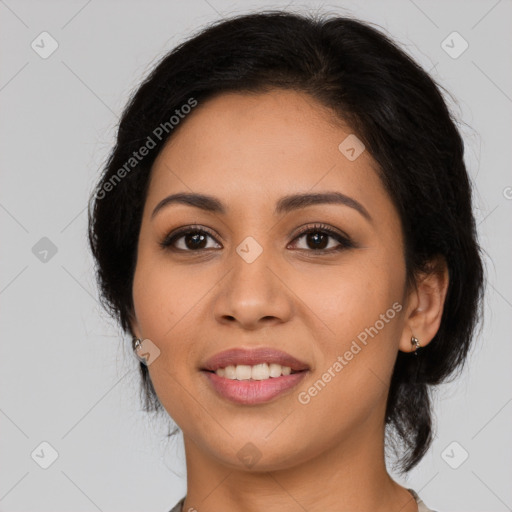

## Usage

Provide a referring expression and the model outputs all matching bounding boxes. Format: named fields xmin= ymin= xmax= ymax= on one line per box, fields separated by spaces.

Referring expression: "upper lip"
xmin=201 ymin=347 xmax=309 ymax=372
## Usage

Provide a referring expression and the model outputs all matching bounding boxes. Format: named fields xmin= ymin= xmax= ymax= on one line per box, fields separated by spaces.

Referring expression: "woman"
xmin=88 ymin=11 xmax=484 ymax=512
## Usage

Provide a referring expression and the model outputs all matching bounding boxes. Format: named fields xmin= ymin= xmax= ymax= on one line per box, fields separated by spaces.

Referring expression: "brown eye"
xmin=289 ymin=224 xmax=354 ymax=253
xmin=160 ymin=226 xmax=221 ymax=252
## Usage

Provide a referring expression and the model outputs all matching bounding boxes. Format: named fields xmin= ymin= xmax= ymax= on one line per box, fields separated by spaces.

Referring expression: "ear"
xmin=399 ymin=255 xmax=449 ymax=353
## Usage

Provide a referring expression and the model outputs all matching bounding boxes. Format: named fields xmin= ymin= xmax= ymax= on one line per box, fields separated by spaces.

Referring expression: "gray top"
xmin=168 ymin=488 xmax=437 ymax=511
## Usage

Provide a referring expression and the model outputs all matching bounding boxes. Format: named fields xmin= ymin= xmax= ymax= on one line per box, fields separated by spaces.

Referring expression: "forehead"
xmin=147 ymin=89 xmax=388 ymax=218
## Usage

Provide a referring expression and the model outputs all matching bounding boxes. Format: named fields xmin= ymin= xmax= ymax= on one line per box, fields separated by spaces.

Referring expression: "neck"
xmin=180 ymin=412 xmax=418 ymax=512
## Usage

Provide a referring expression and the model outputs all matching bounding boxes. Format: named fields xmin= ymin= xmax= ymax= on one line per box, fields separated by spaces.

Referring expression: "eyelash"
xmin=159 ymin=223 xmax=355 ymax=255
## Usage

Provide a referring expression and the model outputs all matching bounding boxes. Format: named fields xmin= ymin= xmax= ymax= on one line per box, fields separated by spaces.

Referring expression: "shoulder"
xmin=407 ymin=488 xmax=439 ymax=512
xmin=168 ymin=496 xmax=185 ymax=512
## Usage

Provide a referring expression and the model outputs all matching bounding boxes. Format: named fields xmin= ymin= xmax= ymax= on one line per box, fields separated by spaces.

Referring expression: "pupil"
xmin=186 ymin=233 xmax=206 ymax=249
xmin=308 ymin=232 xmax=327 ymax=250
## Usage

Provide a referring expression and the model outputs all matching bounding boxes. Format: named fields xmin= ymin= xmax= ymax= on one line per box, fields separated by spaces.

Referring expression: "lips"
xmin=200 ymin=347 xmax=310 ymax=405
xmin=201 ymin=347 xmax=310 ymax=373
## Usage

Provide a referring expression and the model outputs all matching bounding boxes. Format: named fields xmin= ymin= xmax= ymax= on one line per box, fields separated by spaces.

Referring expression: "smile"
xmin=201 ymin=347 xmax=310 ymax=404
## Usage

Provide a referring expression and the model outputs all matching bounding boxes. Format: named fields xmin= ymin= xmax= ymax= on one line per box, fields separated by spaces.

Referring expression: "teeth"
xmin=269 ymin=363 xmax=282 ymax=378
xmin=252 ymin=363 xmax=269 ymax=380
xmin=224 ymin=366 xmax=236 ymax=379
xmin=215 ymin=363 xmax=293 ymax=380
xmin=235 ymin=365 xmax=252 ymax=380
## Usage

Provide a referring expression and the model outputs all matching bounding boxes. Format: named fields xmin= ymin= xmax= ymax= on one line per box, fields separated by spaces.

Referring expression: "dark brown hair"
xmin=88 ymin=10 xmax=484 ymax=473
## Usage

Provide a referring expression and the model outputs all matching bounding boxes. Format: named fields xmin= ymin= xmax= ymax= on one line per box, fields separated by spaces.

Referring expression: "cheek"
xmin=131 ymin=255 xmax=206 ymax=425
xmin=132 ymin=248 xmax=204 ymax=340
xmin=290 ymin=268 xmax=404 ymax=442
xmin=291 ymin=255 xmax=404 ymax=336
xmin=291 ymin=252 xmax=406 ymax=405
xmin=131 ymin=251 xmax=213 ymax=383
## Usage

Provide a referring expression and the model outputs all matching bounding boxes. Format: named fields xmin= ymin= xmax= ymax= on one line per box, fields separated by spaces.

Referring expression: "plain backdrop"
xmin=1 ymin=1 xmax=511 ymax=511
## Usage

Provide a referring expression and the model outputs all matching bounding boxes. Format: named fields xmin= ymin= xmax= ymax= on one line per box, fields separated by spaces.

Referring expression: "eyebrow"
xmin=151 ymin=191 xmax=372 ymax=222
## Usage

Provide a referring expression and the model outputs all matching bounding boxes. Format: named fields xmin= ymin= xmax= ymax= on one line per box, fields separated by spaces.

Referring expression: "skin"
xmin=131 ymin=89 xmax=449 ymax=512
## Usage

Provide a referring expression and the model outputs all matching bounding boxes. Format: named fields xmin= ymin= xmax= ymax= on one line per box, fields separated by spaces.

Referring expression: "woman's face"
xmin=131 ymin=89 xmax=413 ymax=470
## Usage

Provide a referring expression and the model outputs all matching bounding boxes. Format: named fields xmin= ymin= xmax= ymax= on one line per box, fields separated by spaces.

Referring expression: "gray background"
xmin=1 ymin=1 xmax=511 ymax=511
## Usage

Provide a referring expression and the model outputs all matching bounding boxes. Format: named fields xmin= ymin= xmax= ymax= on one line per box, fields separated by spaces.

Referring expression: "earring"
xmin=411 ymin=336 xmax=421 ymax=355
xmin=133 ymin=338 xmax=142 ymax=352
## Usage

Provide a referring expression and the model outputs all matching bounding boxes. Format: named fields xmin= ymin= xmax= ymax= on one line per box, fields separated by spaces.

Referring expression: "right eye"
xmin=159 ymin=225 xmax=222 ymax=252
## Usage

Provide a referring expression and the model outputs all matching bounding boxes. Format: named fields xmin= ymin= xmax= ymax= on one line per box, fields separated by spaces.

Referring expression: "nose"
xmin=213 ymin=241 xmax=294 ymax=330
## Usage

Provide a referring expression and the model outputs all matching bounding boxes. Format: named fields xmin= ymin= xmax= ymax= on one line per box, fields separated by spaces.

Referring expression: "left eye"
xmin=289 ymin=226 xmax=353 ymax=252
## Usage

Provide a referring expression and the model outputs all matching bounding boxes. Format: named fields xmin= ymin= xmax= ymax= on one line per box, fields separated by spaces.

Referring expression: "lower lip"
xmin=202 ymin=370 xmax=308 ymax=405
